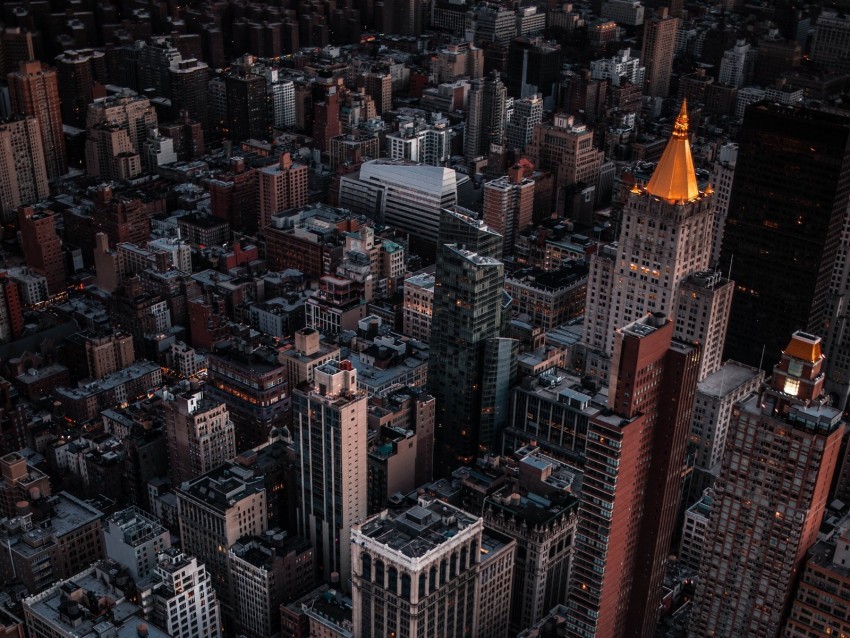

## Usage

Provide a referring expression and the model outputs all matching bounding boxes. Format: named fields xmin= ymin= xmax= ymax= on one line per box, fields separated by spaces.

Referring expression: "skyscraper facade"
xmin=293 ymin=359 xmax=368 ymax=588
xmin=483 ymin=165 xmax=535 ymax=256
xmin=640 ymin=8 xmax=679 ymax=98
xmin=720 ymin=103 xmax=850 ymax=372
xmin=161 ymin=385 xmax=236 ymax=486
xmin=465 ymin=72 xmax=508 ymax=163
xmin=225 ymin=60 xmax=269 ymax=143
xmin=7 ymin=61 xmax=67 ymax=181
xmin=429 ymin=208 xmax=507 ymax=472
xmin=17 ymin=206 xmax=65 ymax=296
xmin=258 ymin=153 xmax=309 ymax=229
xmin=0 ymin=116 xmax=49 ymax=222
xmin=583 ymin=102 xmax=715 ymax=380
xmin=568 ymin=314 xmax=700 ymax=638
xmin=689 ymin=332 xmax=845 ymax=637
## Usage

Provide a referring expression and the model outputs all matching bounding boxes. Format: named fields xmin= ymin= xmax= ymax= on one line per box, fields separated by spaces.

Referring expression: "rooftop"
xmin=24 ymin=562 xmax=170 ymax=638
xmin=178 ymin=464 xmax=265 ymax=513
xmin=644 ymin=101 xmax=700 ymax=203
xmin=354 ymin=500 xmax=481 ymax=559
xmin=697 ymin=361 xmax=762 ymax=398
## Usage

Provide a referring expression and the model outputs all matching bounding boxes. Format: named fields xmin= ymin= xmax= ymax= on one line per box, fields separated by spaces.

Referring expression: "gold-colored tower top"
xmin=644 ymin=100 xmax=700 ymax=203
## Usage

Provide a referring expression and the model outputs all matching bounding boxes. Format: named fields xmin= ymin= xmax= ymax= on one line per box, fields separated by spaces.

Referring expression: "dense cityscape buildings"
xmin=0 ymin=0 xmax=849 ymax=636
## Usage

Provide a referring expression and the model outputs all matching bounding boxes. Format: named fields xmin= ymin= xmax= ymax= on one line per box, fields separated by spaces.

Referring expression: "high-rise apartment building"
xmin=0 ymin=273 xmax=24 ymax=341
xmin=81 ymin=331 xmax=135 ymax=379
xmin=0 ymin=28 xmax=34 ymax=77
xmin=583 ymin=102 xmax=715 ymax=380
xmin=258 ymin=153 xmax=309 ymax=229
xmin=225 ymin=59 xmax=269 ymax=142
xmin=402 ymin=272 xmax=435 ymax=343
xmin=0 ymin=116 xmax=49 ymax=222
xmin=205 ymin=344 xmax=290 ymax=451
xmin=474 ymin=5 xmax=517 ymax=46
xmin=293 ymin=360 xmax=368 ymax=588
xmin=718 ymin=39 xmax=757 ymax=88
xmin=526 ymin=114 xmax=603 ymax=214
xmin=505 ymin=94 xmax=543 ymax=152
xmin=351 ymin=499 xmax=516 ymax=638
xmin=55 ymin=49 xmax=107 ymax=128
xmin=675 ymin=271 xmax=734 ymax=380
xmin=7 ymin=61 xmax=67 ymax=182
xmin=568 ymin=314 xmax=700 ymax=638
xmin=640 ymin=8 xmax=679 ymax=98
xmin=720 ymin=103 xmax=850 ymax=372
xmin=689 ymin=332 xmax=845 ymax=637
xmin=687 ymin=360 xmax=763 ymax=497
xmin=103 ymin=506 xmax=171 ymax=581
xmin=169 ymin=58 xmax=209 ymax=133
xmin=146 ymin=548 xmax=222 ymax=638
xmin=176 ymin=464 xmax=267 ymax=607
xmin=429 ymin=208 xmax=511 ymax=471
xmin=86 ymin=91 xmax=157 ymax=156
xmin=783 ymin=513 xmax=850 ymax=638
xmin=17 ymin=207 xmax=65 ymax=296
xmin=135 ymin=36 xmax=183 ymax=96
xmin=506 ymin=38 xmax=561 ymax=109
xmin=811 ymin=10 xmax=850 ymax=74
xmin=483 ymin=165 xmax=535 ymax=256
xmin=228 ymin=532 xmax=314 ymax=638
xmin=465 ymin=72 xmax=508 ymax=163
xmin=709 ymin=142 xmax=737 ymax=265
xmin=482 ymin=451 xmax=579 ymax=634
xmin=590 ymin=48 xmax=646 ymax=86
xmin=161 ymin=385 xmax=236 ymax=486
xmin=265 ymin=69 xmax=295 ymax=129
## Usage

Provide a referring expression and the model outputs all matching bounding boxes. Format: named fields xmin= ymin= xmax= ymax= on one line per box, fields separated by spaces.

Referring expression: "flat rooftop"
xmin=697 ymin=360 xmax=762 ymax=398
xmin=355 ymin=500 xmax=480 ymax=559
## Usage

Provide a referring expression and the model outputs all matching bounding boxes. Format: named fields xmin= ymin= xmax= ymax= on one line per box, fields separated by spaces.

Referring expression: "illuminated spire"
xmin=644 ymin=100 xmax=700 ymax=203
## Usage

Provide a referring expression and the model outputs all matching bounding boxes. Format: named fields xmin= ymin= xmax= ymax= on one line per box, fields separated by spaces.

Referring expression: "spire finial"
xmin=672 ymin=100 xmax=689 ymax=139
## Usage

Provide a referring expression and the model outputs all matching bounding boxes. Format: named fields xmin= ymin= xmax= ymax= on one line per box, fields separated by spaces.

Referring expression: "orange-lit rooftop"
xmin=644 ymin=100 xmax=700 ymax=203
xmin=783 ymin=331 xmax=823 ymax=363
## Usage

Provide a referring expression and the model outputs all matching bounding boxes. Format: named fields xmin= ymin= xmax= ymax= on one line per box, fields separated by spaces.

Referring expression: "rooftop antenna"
xmin=758 ymin=343 xmax=766 ymax=372
xmin=727 ymin=254 xmax=733 ymax=281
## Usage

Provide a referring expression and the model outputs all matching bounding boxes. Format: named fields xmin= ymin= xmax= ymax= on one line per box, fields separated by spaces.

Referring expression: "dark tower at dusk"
xmin=720 ymin=103 xmax=850 ymax=372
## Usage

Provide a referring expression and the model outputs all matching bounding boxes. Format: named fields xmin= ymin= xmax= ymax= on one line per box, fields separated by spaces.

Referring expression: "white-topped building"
xmin=144 ymin=548 xmax=221 ymax=638
xmin=338 ymin=160 xmax=467 ymax=245
xmin=590 ymin=48 xmax=645 ymax=86
xmin=351 ymin=499 xmax=515 ymax=638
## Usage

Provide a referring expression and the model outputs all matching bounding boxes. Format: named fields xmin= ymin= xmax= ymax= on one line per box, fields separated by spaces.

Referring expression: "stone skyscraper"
xmin=293 ymin=360 xmax=368 ymax=589
xmin=583 ymin=101 xmax=719 ymax=381
xmin=689 ymin=332 xmax=845 ymax=637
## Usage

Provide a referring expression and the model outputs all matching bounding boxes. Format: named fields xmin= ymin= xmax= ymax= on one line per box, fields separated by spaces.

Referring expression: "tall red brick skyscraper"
xmin=689 ymin=331 xmax=845 ymax=638
xmin=567 ymin=313 xmax=700 ymax=637
xmin=7 ymin=60 xmax=67 ymax=181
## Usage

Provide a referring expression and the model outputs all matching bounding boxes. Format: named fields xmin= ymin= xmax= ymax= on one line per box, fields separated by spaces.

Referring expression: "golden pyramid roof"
xmin=645 ymin=100 xmax=699 ymax=203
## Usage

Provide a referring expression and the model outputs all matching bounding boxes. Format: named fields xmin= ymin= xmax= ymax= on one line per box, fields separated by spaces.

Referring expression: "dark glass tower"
xmin=429 ymin=207 xmax=513 ymax=473
xmin=721 ymin=103 xmax=850 ymax=371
